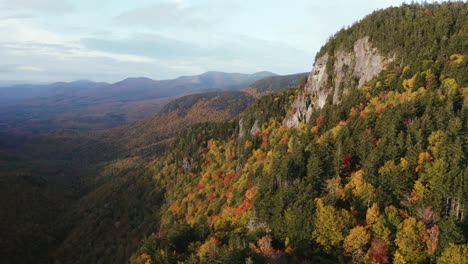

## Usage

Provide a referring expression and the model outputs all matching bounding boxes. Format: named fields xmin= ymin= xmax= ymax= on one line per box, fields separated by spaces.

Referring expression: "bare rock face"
xmin=283 ymin=54 xmax=329 ymax=127
xmin=238 ymin=118 xmax=245 ymax=138
xmin=238 ymin=118 xmax=260 ymax=138
xmin=353 ymin=37 xmax=390 ymax=88
xmin=250 ymin=120 xmax=260 ymax=136
xmin=333 ymin=50 xmax=353 ymax=104
xmin=283 ymin=37 xmax=393 ymax=127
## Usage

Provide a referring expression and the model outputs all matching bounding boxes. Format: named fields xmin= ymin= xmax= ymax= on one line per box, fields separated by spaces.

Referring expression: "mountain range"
xmin=0 ymin=71 xmax=276 ymax=132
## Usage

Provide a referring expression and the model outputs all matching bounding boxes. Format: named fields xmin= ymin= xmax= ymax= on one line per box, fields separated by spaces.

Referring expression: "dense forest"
xmin=1 ymin=2 xmax=467 ymax=264
xmin=125 ymin=2 xmax=467 ymax=264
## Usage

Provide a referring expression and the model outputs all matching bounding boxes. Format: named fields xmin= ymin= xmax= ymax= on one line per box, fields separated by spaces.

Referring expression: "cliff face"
xmin=283 ymin=37 xmax=394 ymax=127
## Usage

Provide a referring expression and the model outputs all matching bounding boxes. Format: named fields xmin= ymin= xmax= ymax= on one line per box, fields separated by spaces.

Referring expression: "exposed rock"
xmin=182 ymin=158 xmax=191 ymax=171
xmin=238 ymin=118 xmax=245 ymax=138
xmin=283 ymin=37 xmax=393 ymax=127
xmin=283 ymin=54 xmax=329 ymax=127
xmin=238 ymin=118 xmax=261 ymax=137
xmin=353 ymin=37 xmax=391 ymax=88
xmin=333 ymin=50 xmax=353 ymax=104
xmin=250 ymin=120 xmax=260 ymax=136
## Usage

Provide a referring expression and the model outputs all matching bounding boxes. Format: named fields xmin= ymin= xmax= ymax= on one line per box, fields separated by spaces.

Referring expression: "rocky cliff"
xmin=283 ymin=36 xmax=394 ymax=127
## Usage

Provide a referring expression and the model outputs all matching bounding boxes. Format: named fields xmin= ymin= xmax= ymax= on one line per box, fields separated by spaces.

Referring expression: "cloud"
xmin=16 ymin=65 xmax=45 ymax=72
xmin=3 ymin=41 xmax=156 ymax=64
xmin=81 ymin=32 xmax=312 ymax=76
xmin=0 ymin=19 xmax=75 ymax=45
xmin=114 ymin=0 xmax=213 ymax=28
xmin=0 ymin=0 xmax=74 ymax=15
xmin=0 ymin=27 xmax=312 ymax=83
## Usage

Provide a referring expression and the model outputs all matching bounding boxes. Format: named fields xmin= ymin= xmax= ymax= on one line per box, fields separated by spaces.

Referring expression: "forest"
xmin=126 ymin=2 xmax=467 ymax=263
xmin=1 ymin=2 xmax=467 ymax=264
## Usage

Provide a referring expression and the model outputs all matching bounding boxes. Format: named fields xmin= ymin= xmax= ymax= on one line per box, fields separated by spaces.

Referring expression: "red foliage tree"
xmin=368 ymin=238 xmax=389 ymax=264
xmin=234 ymin=199 xmax=252 ymax=216
xmin=316 ymin=115 xmax=324 ymax=127
xmin=279 ymin=136 xmax=289 ymax=144
xmin=425 ymin=225 xmax=440 ymax=255
xmin=208 ymin=192 xmax=216 ymax=201
xmin=342 ymin=154 xmax=353 ymax=171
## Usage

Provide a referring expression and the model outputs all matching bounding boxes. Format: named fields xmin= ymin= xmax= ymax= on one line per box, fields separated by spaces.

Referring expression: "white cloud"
xmin=66 ymin=48 xmax=156 ymax=63
xmin=0 ymin=0 xmax=74 ymax=15
xmin=115 ymin=0 xmax=210 ymax=27
xmin=173 ymin=0 xmax=192 ymax=9
xmin=3 ymin=41 xmax=157 ymax=64
xmin=0 ymin=19 xmax=76 ymax=45
xmin=16 ymin=65 xmax=45 ymax=72
xmin=0 ymin=18 xmax=158 ymax=64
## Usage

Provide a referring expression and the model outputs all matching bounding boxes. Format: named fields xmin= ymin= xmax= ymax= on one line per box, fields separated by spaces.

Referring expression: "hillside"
xmin=1 ymin=2 xmax=467 ymax=264
xmin=121 ymin=2 xmax=465 ymax=264
xmin=242 ymin=72 xmax=309 ymax=98
xmin=105 ymin=90 xmax=256 ymax=156
xmin=0 ymin=71 xmax=275 ymax=132
xmin=0 ymin=89 xmax=260 ymax=264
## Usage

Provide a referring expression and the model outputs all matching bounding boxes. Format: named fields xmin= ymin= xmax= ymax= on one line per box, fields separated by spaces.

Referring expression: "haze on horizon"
xmin=0 ymin=0 xmax=429 ymax=84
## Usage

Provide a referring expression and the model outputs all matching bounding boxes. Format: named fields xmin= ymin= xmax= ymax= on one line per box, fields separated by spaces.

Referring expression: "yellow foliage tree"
xmin=437 ymin=243 xmax=468 ymax=264
xmin=197 ymin=237 xmax=222 ymax=260
xmin=312 ymin=198 xmax=353 ymax=251
xmin=449 ymin=54 xmax=465 ymax=64
xmin=345 ymin=170 xmax=376 ymax=207
xmin=395 ymin=217 xmax=428 ymax=263
xmin=410 ymin=180 xmax=428 ymax=203
xmin=134 ymin=253 xmax=152 ymax=264
xmin=371 ymin=220 xmax=392 ymax=246
xmin=402 ymin=74 xmax=417 ymax=90
xmin=366 ymin=203 xmax=380 ymax=226
xmin=440 ymin=78 xmax=459 ymax=96
xmin=344 ymin=226 xmax=370 ymax=261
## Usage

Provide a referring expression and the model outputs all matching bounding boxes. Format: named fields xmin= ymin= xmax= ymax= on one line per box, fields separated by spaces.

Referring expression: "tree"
xmin=366 ymin=203 xmax=380 ymax=226
xmin=345 ymin=170 xmax=376 ymax=208
xmin=424 ymin=224 xmax=439 ymax=256
xmin=312 ymin=198 xmax=353 ymax=251
xmin=437 ymin=243 xmax=468 ymax=264
xmin=343 ymin=226 xmax=370 ymax=262
xmin=367 ymin=238 xmax=389 ymax=264
xmin=134 ymin=253 xmax=152 ymax=264
xmin=395 ymin=217 xmax=428 ymax=263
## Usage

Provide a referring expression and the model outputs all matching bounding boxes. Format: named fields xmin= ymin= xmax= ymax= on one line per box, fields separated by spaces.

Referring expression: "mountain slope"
xmin=242 ymin=72 xmax=309 ymax=98
xmin=0 ymin=90 xmax=256 ymax=264
xmin=106 ymin=90 xmax=256 ymax=156
xmin=122 ymin=2 xmax=466 ymax=264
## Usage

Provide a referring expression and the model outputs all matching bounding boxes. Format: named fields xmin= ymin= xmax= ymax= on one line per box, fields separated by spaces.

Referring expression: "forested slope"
xmin=125 ymin=2 xmax=467 ymax=263
xmin=3 ymin=2 xmax=466 ymax=264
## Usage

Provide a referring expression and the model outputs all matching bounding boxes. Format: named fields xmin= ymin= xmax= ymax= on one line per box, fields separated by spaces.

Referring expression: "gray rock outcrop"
xmin=283 ymin=37 xmax=394 ymax=127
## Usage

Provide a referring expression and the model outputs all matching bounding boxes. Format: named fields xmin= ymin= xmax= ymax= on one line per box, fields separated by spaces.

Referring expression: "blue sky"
xmin=0 ymin=0 xmax=426 ymax=83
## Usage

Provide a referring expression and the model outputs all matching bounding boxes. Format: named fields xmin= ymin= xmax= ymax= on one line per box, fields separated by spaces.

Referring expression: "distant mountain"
xmin=0 ymin=71 xmax=276 ymax=132
xmin=242 ymin=72 xmax=308 ymax=97
xmin=73 ymin=71 xmax=277 ymax=102
xmin=0 ymin=80 xmax=107 ymax=100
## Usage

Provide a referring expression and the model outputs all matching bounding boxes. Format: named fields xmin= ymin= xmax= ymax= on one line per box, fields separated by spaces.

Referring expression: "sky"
xmin=0 ymin=0 xmax=429 ymax=84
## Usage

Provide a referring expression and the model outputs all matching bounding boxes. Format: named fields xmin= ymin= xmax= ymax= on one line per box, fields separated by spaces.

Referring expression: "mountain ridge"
xmin=0 ymin=71 xmax=277 ymax=132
